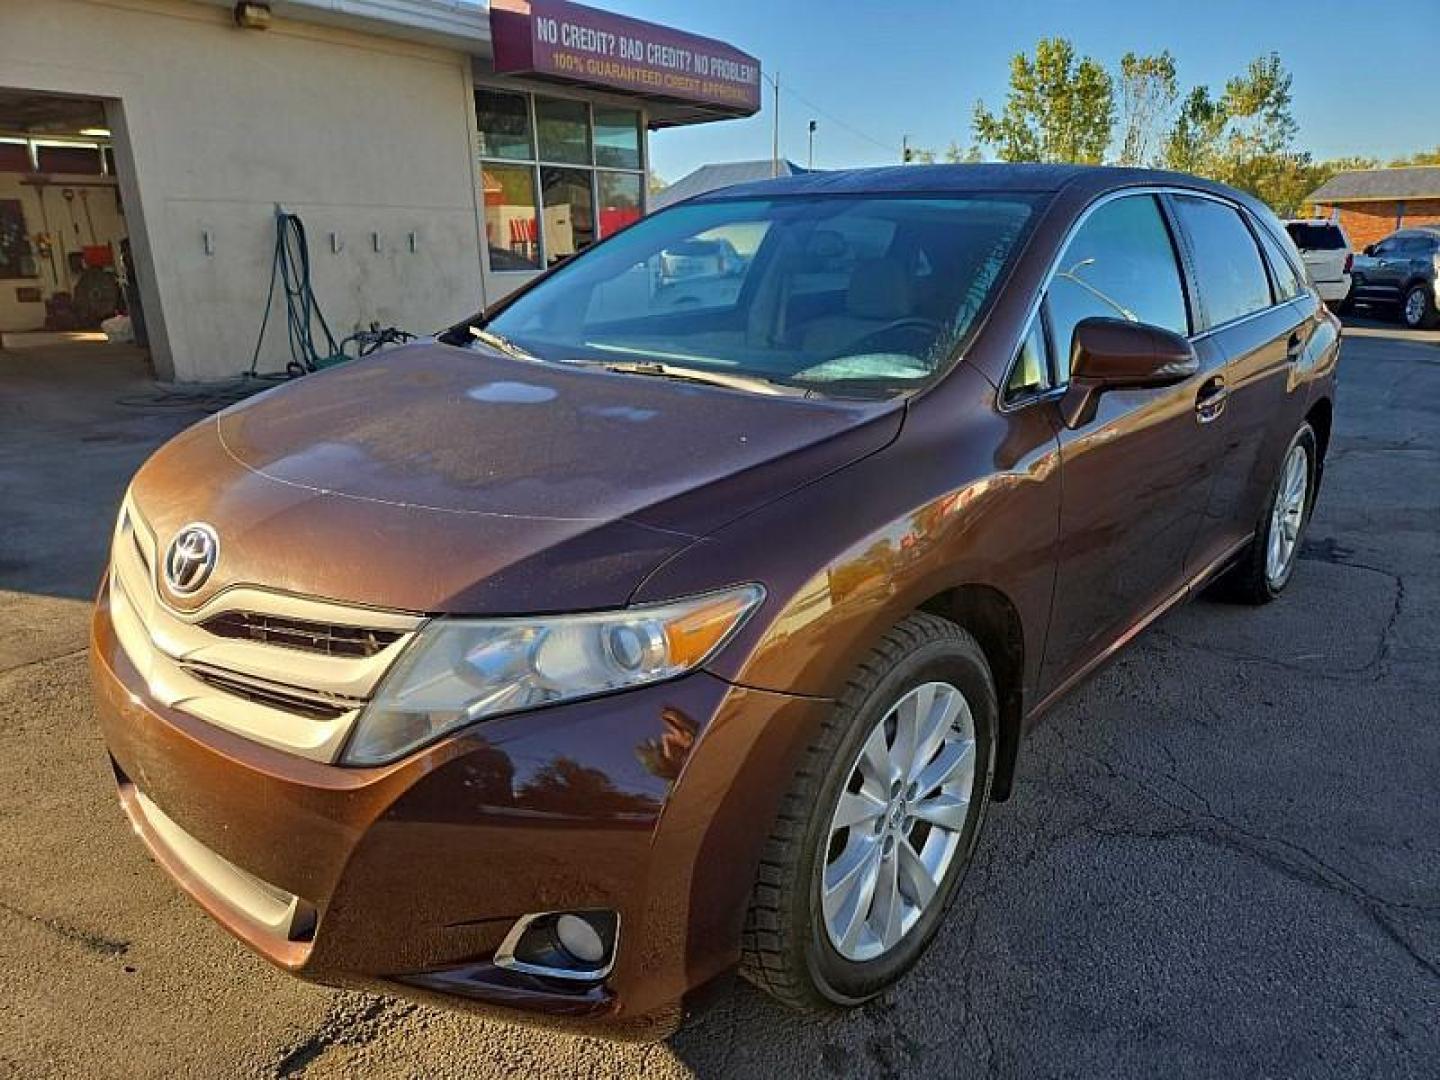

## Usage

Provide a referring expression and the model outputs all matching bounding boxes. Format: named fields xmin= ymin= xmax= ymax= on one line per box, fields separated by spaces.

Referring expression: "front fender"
xmin=632 ymin=365 xmax=1062 ymax=707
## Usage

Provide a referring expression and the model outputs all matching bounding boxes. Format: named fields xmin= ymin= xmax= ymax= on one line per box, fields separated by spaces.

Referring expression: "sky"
xmin=597 ymin=0 xmax=1440 ymax=185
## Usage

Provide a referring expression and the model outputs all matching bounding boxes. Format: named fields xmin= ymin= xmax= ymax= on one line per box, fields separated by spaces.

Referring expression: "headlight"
xmin=342 ymin=584 xmax=764 ymax=765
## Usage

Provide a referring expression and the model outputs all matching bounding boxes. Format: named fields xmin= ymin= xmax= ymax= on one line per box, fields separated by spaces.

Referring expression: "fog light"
xmin=555 ymin=913 xmax=605 ymax=964
xmin=494 ymin=910 xmax=619 ymax=983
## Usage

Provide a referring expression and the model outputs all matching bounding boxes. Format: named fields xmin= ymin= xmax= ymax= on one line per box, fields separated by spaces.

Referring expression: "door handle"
xmin=1195 ymin=376 xmax=1228 ymax=424
xmin=1285 ymin=332 xmax=1303 ymax=363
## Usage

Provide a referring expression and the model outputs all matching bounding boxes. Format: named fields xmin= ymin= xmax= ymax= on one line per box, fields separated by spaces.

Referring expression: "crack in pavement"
xmin=0 ymin=647 xmax=88 ymax=680
xmin=1046 ymin=735 xmax=1440 ymax=982
xmin=267 ymin=993 xmax=417 ymax=1078
xmin=0 ymin=898 xmax=129 ymax=957
xmin=1148 ymin=552 xmax=1408 ymax=685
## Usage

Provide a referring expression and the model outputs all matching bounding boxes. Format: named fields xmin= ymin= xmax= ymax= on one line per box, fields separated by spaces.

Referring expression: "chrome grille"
xmin=180 ymin=663 xmax=358 ymax=723
xmin=107 ymin=496 xmax=424 ymax=763
xmin=200 ymin=612 xmax=403 ymax=659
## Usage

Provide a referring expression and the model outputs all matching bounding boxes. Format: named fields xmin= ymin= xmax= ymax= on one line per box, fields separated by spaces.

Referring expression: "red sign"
xmin=491 ymin=0 xmax=761 ymax=116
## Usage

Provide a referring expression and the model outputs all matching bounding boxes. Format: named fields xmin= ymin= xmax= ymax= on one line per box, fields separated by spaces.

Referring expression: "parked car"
xmin=657 ymin=236 xmax=744 ymax=283
xmin=1348 ymin=227 xmax=1440 ymax=328
xmin=1284 ymin=218 xmax=1352 ymax=307
xmin=92 ymin=165 xmax=1339 ymax=1039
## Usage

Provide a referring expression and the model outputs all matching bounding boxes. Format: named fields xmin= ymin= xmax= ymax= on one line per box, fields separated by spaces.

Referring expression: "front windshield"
xmin=480 ymin=192 xmax=1043 ymax=399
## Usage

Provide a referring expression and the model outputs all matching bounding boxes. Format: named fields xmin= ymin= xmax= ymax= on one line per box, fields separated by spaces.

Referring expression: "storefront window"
xmin=475 ymin=89 xmax=533 ymax=160
xmin=476 ymin=89 xmax=645 ymax=273
xmin=597 ymin=171 xmax=642 ymax=238
xmin=482 ymin=163 xmax=541 ymax=271
xmin=541 ymin=167 xmax=595 ymax=264
xmin=535 ymin=98 xmax=590 ymax=165
xmin=594 ymin=107 xmax=641 ymax=170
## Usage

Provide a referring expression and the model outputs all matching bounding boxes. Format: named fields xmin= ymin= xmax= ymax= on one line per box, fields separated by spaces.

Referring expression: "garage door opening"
xmin=0 ymin=89 xmax=148 ymax=366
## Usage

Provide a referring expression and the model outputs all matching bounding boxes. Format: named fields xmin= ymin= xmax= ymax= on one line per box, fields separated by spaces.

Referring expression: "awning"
xmin=490 ymin=0 xmax=761 ymax=123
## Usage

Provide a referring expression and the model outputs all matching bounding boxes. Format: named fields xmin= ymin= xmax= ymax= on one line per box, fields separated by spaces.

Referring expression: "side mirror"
xmin=1057 ymin=317 xmax=1198 ymax=429
xmin=1362 ymin=244 xmax=1375 ymax=257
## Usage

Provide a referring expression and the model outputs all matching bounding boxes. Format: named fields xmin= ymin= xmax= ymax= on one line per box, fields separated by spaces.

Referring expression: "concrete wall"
xmin=0 ymin=171 xmax=128 ymax=332
xmin=0 ymin=0 xmax=487 ymax=380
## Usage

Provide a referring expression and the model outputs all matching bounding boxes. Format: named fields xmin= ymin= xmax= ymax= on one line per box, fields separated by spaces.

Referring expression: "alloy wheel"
xmin=1404 ymin=288 xmax=1428 ymax=327
xmin=820 ymin=681 xmax=976 ymax=962
xmin=1266 ymin=443 xmax=1309 ymax=585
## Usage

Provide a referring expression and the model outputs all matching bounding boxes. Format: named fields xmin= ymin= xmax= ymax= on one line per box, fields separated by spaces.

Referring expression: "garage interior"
xmin=0 ymin=89 xmax=144 ymax=355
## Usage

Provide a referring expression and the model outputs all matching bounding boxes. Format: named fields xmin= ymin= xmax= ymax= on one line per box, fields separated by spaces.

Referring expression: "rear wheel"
xmin=1220 ymin=423 xmax=1317 ymax=604
xmin=740 ymin=613 xmax=996 ymax=1011
xmin=1402 ymin=283 xmax=1438 ymax=329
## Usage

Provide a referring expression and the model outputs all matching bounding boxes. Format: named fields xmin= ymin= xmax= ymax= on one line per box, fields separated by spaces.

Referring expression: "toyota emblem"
xmin=164 ymin=523 xmax=219 ymax=595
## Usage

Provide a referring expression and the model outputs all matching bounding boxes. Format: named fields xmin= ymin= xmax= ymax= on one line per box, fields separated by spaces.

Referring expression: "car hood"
xmin=128 ymin=341 xmax=902 ymax=615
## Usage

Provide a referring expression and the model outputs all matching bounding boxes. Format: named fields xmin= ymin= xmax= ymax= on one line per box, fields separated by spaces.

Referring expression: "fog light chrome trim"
xmin=494 ymin=910 xmax=619 ymax=983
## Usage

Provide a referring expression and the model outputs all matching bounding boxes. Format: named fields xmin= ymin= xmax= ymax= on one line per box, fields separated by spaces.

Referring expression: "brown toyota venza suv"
xmin=92 ymin=165 xmax=1338 ymax=1038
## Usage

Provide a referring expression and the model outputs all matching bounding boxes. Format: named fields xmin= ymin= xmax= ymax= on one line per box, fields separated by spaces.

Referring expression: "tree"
xmin=1159 ymin=53 xmax=1312 ymax=211
xmin=1116 ymin=51 xmax=1178 ymax=166
xmin=647 ymin=170 xmax=667 ymax=195
xmin=1390 ymin=147 xmax=1440 ymax=166
xmin=972 ymin=38 xmax=1114 ymax=164
xmin=1161 ymin=86 xmax=1230 ymax=174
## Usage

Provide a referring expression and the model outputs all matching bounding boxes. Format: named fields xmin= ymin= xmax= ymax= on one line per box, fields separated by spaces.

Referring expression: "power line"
xmin=760 ymin=71 xmax=901 ymax=158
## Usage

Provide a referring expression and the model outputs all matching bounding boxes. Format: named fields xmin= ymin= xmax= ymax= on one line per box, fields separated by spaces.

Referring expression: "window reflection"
xmin=482 ymin=164 xmax=541 ymax=272
xmin=598 ymin=172 xmax=642 ymax=238
xmin=594 ymin=107 xmax=641 ymax=170
xmin=541 ymin=167 xmax=594 ymax=264
xmin=535 ymin=97 xmax=590 ymax=165
xmin=475 ymin=89 xmax=533 ymax=161
xmin=476 ymin=90 xmax=643 ymax=274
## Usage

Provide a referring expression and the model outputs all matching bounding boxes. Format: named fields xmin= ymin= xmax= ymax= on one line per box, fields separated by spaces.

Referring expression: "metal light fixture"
xmin=233 ymin=2 xmax=272 ymax=29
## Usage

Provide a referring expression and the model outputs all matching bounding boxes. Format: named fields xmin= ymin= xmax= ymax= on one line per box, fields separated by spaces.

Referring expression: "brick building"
xmin=1307 ymin=166 xmax=1440 ymax=249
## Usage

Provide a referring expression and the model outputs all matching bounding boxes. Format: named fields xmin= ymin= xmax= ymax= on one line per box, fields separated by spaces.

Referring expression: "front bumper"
xmin=91 ymin=581 xmax=830 ymax=1038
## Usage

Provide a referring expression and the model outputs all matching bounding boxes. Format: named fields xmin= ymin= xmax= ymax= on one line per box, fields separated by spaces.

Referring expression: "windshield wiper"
xmin=468 ymin=325 xmax=543 ymax=364
xmin=596 ymin=360 xmax=807 ymax=397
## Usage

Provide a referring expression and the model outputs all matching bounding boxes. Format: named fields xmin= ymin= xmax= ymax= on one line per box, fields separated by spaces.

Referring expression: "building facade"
xmin=0 ymin=0 xmax=759 ymax=380
xmin=1307 ymin=166 xmax=1440 ymax=249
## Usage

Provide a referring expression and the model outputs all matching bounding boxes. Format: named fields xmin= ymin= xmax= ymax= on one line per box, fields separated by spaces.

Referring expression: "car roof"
xmin=690 ymin=163 xmax=1264 ymax=208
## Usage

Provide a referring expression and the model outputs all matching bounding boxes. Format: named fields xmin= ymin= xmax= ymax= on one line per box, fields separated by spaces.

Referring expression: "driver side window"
xmin=1045 ymin=195 xmax=1189 ymax=383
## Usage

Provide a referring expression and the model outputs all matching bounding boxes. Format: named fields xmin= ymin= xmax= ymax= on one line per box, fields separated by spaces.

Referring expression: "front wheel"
xmin=1220 ymin=423 xmax=1317 ymax=604
xmin=1402 ymin=283 xmax=1438 ymax=329
xmin=740 ymin=613 xmax=996 ymax=1011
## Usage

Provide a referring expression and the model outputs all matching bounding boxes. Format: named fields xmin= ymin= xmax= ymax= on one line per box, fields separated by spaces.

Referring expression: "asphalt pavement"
xmin=1 ymin=324 xmax=1436 ymax=1078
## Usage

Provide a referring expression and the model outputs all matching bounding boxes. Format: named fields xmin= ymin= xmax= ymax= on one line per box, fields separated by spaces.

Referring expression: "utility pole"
xmin=771 ymin=72 xmax=780 ymax=177
xmin=807 ymin=119 xmax=817 ymax=169
xmin=902 ymin=134 xmax=910 ymax=164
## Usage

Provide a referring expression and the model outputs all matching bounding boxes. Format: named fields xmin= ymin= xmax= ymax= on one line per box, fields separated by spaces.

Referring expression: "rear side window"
xmin=1255 ymin=225 xmax=1304 ymax=302
xmin=1397 ymin=235 xmax=1438 ymax=255
xmin=1173 ymin=196 xmax=1273 ymax=329
xmin=1285 ymin=222 xmax=1346 ymax=251
xmin=1045 ymin=195 xmax=1188 ymax=382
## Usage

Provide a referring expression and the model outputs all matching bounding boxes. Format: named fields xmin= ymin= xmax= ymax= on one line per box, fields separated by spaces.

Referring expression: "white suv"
xmin=1284 ymin=219 xmax=1353 ymax=307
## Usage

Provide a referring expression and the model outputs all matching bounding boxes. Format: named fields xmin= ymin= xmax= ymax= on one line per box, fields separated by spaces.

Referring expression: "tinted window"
xmin=1255 ymin=225 xmax=1304 ymax=302
xmin=1045 ymin=195 xmax=1188 ymax=382
xmin=1397 ymin=235 xmax=1437 ymax=255
xmin=485 ymin=195 xmax=1041 ymax=399
xmin=1173 ymin=195 xmax=1273 ymax=329
xmin=475 ymin=89 xmax=533 ymax=160
xmin=1284 ymin=222 xmax=1346 ymax=251
xmin=535 ymin=97 xmax=591 ymax=165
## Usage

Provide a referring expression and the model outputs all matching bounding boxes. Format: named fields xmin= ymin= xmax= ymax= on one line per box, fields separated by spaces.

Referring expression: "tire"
xmin=1401 ymin=283 xmax=1438 ymax=329
xmin=1219 ymin=423 xmax=1317 ymax=604
xmin=740 ymin=613 xmax=997 ymax=1012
